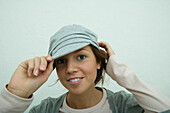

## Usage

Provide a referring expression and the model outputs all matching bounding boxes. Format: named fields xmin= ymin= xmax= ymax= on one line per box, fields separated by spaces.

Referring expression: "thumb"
xmin=45 ymin=60 xmax=54 ymax=77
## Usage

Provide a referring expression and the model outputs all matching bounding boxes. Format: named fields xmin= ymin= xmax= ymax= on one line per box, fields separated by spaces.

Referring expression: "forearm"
xmin=0 ymin=85 xmax=33 ymax=113
xmin=106 ymin=55 xmax=170 ymax=112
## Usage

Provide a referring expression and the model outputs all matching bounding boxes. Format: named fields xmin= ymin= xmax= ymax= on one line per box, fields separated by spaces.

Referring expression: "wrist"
xmin=7 ymin=84 xmax=32 ymax=98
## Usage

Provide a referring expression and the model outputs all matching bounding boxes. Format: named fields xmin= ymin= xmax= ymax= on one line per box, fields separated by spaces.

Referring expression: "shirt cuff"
xmin=0 ymin=84 xmax=33 ymax=113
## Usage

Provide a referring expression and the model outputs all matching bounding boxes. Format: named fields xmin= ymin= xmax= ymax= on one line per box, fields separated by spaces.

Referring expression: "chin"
xmin=68 ymin=84 xmax=96 ymax=96
xmin=68 ymin=86 xmax=86 ymax=95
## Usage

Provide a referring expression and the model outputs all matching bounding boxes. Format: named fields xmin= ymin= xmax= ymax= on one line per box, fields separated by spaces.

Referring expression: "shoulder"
xmin=105 ymin=88 xmax=144 ymax=113
xmin=105 ymin=88 xmax=131 ymax=99
xmin=106 ymin=89 xmax=135 ymax=104
xmin=29 ymin=93 xmax=66 ymax=113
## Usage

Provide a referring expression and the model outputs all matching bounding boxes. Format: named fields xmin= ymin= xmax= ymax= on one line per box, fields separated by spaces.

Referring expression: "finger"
xmin=46 ymin=60 xmax=54 ymax=76
xmin=98 ymin=41 xmax=115 ymax=56
xmin=100 ymin=49 xmax=107 ymax=54
xmin=98 ymin=41 xmax=108 ymax=50
xmin=19 ymin=60 xmax=29 ymax=70
xmin=98 ymin=41 xmax=106 ymax=46
xmin=40 ymin=56 xmax=47 ymax=71
xmin=41 ymin=60 xmax=54 ymax=79
xmin=33 ymin=57 xmax=41 ymax=76
xmin=45 ymin=55 xmax=52 ymax=62
xmin=27 ymin=59 xmax=35 ymax=76
xmin=100 ymin=49 xmax=108 ymax=59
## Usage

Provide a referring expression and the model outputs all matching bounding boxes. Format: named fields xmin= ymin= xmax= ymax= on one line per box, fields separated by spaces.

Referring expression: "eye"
xmin=77 ymin=55 xmax=86 ymax=60
xmin=56 ymin=59 xmax=66 ymax=64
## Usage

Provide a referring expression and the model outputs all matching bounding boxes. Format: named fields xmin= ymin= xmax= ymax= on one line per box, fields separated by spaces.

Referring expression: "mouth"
xmin=67 ymin=77 xmax=84 ymax=85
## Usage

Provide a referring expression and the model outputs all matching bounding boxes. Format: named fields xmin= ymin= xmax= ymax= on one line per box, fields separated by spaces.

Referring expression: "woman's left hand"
xmin=98 ymin=41 xmax=115 ymax=59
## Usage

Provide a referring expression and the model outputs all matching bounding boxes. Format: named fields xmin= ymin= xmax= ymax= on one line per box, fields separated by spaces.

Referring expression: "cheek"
xmin=56 ymin=68 xmax=65 ymax=79
xmin=81 ymin=61 xmax=97 ymax=81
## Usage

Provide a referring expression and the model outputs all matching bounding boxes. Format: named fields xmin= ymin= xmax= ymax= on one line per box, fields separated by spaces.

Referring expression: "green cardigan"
xmin=29 ymin=88 xmax=144 ymax=113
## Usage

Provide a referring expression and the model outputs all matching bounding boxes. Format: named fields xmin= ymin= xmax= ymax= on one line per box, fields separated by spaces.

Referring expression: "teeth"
xmin=69 ymin=78 xmax=81 ymax=82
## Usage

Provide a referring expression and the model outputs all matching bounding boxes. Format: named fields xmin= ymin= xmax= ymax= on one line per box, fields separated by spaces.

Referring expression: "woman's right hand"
xmin=7 ymin=56 xmax=54 ymax=98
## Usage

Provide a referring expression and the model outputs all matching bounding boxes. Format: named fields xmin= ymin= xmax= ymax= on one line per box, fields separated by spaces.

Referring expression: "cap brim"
xmin=52 ymin=42 xmax=90 ymax=60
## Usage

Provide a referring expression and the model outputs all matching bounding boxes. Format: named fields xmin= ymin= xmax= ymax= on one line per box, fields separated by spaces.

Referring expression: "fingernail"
xmin=34 ymin=70 xmax=38 ymax=76
xmin=40 ymin=65 xmax=46 ymax=70
xmin=28 ymin=71 xmax=32 ymax=76
xmin=47 ymin=56 xmax=52 ymax=60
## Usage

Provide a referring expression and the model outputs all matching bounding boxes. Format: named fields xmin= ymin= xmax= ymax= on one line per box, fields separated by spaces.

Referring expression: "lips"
xmin=67 ymin=77 xmax=84 ymax=85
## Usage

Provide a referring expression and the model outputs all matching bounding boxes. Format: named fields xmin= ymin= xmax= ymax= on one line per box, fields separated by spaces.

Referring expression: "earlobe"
xmin=97 ymin=61 xmax=101 ymax=69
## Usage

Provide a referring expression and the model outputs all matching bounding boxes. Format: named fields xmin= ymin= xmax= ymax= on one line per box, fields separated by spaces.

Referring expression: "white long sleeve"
xmin=0 ymin=85 xmax=33 ymax=113
xmin=106 ymin=55 xmax=170 ymax=112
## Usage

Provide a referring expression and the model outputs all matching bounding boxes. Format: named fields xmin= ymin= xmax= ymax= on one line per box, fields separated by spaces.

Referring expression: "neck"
xmin=66 ymin=87 xmax=103 ymax=109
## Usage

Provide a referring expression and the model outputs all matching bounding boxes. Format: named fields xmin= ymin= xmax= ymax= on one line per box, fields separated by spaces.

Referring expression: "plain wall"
xmin=0 ymin=0 xmax=170 ymax=112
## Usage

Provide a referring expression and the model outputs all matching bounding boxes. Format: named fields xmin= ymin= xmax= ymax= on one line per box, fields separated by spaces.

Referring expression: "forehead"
xmin=55 ymin=45 xmax=93 ymax=59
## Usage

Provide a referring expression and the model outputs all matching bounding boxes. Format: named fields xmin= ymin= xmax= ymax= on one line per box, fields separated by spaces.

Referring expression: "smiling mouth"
xmin=68 ymin=77 xmax=84 ymax=85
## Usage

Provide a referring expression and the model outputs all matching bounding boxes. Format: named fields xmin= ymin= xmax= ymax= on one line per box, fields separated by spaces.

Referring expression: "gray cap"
xmin=48 ymin=24 xmax=100 ymax=60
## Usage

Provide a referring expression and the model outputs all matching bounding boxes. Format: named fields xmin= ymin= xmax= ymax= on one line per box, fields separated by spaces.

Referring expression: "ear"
xmin=97 ymin=61 xmax=101 ymax=69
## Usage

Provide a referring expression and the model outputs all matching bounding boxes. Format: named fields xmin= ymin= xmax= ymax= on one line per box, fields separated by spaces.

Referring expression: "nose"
xmin=65 ymin=59 xmax=78 ymax=74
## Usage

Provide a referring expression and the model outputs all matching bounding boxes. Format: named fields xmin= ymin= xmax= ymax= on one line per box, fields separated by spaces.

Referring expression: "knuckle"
xmin=29 ymin=66 xmax=34 ymax=70
xmin=40 ymin=56 xmax=45 ymax=60
xmin=41 ymin=57 xmax=47 ymax=63
xmin=28 ymin=61 xmax=34 ymax=68
xmin=28 ymin=59 xmax=34 ymax=64
xmin=34 ymin=56 xmax=40 ymax=59
xmin=41 ymin=62 xmax=47 ymax=66
xmin=100 ymin=41 xmax=104 ymax=43
xmin=41 ymin=56 xmax=45 ymax=58
xmin=20 ymin=61 xmax=25 ymax=65
xmin=34 ymin=57 xmax=41 ymax=64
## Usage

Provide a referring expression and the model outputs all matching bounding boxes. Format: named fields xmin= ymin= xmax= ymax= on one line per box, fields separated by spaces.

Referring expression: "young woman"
xmin=0 ymin=25 xmax=170 ymax=113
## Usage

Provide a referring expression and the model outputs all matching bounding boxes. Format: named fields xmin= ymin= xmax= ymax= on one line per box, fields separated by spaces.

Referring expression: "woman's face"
xmin=55 ymin=46 xmax=101 ymax=95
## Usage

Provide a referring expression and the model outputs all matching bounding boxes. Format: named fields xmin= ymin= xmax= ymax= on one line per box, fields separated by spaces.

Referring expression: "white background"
xmin=0 ymin=0 xmax=170 ymax=112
